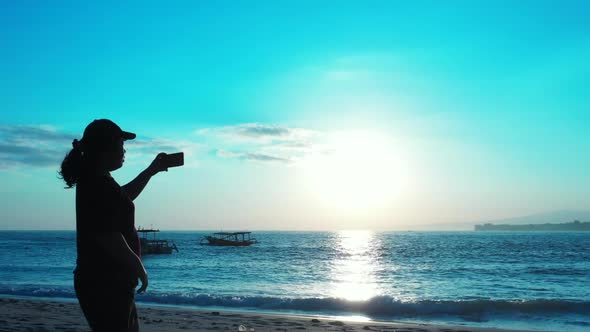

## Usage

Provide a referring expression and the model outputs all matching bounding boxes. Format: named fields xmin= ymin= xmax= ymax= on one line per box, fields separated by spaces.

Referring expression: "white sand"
xmin=0 ymin=297 xmax=532 ymax=332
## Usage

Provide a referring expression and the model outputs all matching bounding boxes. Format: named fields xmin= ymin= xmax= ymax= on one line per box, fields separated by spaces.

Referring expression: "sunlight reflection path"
xmin=330 ymin=230 xmax=382 ymax=301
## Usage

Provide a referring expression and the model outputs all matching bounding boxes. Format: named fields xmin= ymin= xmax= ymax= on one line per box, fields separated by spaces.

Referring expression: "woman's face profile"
xmin=102 ymin=139 xmax=125 ymax=171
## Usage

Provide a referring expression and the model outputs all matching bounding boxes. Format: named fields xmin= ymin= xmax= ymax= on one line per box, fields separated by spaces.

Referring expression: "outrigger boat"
xmin=137 ymin=227 xmax=178 ymax=255
xmin=200 ymin=232 xmax=258 ymax=246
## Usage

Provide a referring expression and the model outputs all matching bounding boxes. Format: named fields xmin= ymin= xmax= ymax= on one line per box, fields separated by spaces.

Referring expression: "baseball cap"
xmin=81 ymin=119 xmax=136 ymax=144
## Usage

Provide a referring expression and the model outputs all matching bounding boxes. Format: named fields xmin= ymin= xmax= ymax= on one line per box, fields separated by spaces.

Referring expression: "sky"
xmin=1 ymin=1 xmax=589 ymax=230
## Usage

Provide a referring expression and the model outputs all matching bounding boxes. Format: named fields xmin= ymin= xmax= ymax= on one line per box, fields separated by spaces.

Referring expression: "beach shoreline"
xmin=0 ymin=297 xmax=535 ymax=332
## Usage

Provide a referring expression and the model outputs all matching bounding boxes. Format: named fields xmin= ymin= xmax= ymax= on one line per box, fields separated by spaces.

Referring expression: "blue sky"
xmin=1 ymin=1 xmax=589 ymax=230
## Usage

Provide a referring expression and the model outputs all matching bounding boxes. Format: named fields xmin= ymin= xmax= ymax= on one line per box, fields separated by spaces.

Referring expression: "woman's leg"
xmin=74 ymin=273 xmax=138 ymax=331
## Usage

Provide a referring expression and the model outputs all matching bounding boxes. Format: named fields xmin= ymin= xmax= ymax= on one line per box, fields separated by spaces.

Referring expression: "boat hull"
xmin=140 ymin=238 xmax=178 ymax=255
xmin=202 ymin=236 xmax=256 ymax=246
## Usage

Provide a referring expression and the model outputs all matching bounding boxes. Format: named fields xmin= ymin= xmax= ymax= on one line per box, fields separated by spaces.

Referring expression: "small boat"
xmin=200 ymin=232 xmax=258 ymax=246
xmin=137 ymin=227 xmax=178 ymax=255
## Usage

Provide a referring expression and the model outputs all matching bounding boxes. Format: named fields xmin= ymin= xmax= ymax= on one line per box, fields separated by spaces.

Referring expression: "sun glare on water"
xmin=330 ymin=230 xmax=381 ymax=301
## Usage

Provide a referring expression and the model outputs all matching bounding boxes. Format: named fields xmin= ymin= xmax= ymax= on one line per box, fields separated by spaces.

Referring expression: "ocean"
xmin=0 ymin=230 xmax=588 ymax=331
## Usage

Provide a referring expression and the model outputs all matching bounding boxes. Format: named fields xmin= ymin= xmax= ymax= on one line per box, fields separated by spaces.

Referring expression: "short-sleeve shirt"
xmin=75 ymin=174 xmax=140 ymax=288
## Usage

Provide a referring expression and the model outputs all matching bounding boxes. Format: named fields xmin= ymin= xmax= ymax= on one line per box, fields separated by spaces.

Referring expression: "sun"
xmin=302 ymin=130 xmax=405 ymax=214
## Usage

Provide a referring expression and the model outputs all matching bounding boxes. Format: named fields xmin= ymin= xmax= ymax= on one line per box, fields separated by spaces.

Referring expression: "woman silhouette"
xmin=59 ymin=119 xmax=168 ymax=331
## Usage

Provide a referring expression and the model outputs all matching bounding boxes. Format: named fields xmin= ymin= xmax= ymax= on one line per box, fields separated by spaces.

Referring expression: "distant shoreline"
xmin=475 ymin=221 xmax=590 ymax=231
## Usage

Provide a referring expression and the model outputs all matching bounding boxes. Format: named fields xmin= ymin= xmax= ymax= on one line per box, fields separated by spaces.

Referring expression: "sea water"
xmin=0 ymin=231 xmax=588 ymax=331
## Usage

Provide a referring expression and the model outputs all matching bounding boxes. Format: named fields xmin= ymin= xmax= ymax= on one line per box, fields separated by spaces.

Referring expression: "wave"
xmin=526 ymin=267 xmax=588 ymax=276
xmin=0 ymin=285 xmax=76 ymax=299
xmin=136 ymin=294 xmax=590 ymax=317
xmin=1 ymin=285 xmax=588 ymax=318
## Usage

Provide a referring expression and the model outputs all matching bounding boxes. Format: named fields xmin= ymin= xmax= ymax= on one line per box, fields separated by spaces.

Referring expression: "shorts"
xmin=74 ymin=271 xmax=139 ymax=332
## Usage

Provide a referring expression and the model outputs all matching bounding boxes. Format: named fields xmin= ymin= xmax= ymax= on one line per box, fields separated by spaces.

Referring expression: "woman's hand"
xmin=146 ymin=153 xmax=168 ymax=176
xmin=123 ymin=153 xmax=168 ymax=200
xmin=136 ymin=264 xmax=149 ymax=294
xmin=94 ymin=232 xmax=150 ymax=293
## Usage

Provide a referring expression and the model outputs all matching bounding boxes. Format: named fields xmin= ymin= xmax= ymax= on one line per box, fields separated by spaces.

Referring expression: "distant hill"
xmin=475 ymin=220 xmax=590 ymax=231
xmin=477 ymin=210 xmax=590 ymax=225
xmin=399 ymin=210 xmax=590 ymax=231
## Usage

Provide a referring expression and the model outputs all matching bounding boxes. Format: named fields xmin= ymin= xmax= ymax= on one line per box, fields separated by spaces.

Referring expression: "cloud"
xmin=0 ymin=143 xmax=43 ymax=155
xmin=244 ymin=153 xmax=292 ymax=163
xmin=196 ymin=123 xmax=315 ymax=164
xmin=0 ymin=125 xmax=198 ymax=169
xmin=211 ymin=126 xmax=389 ymax=166
xmin=235 ymin=124 xmax=290 ymax=138
xmin=270 ymin=141 xmax=317 ymax=152
xmin=126 ymin=138 xmax=195 ymax=156
xmin=215 ymin=149 xmax=241 ymax=158
xmin=196 ymin=123 xmax=317 ymax=144
xmin=0 ymin=124 xmax=75 ymax=143
xmin=197 ymin=123 xmax=323 ymax=164
xmin=215 ymin=149 xmax=292 ymax=164
xmin=121 ymin=138 xmax=200 ymax=167
xmin=0 ymin=125 xmax=76 ymax=169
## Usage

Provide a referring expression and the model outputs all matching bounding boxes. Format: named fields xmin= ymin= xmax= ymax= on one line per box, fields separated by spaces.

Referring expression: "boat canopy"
xmin=137 ymin=227 xmax=160 ymax=233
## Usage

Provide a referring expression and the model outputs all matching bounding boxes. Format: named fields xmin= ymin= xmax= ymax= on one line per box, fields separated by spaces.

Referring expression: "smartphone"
xmin=163 ymin=152 xmax=184 ymax=168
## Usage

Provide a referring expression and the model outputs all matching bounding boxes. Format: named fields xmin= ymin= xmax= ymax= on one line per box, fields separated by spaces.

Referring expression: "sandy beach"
xmin=0 ymin=297 xmax=533 ymax=332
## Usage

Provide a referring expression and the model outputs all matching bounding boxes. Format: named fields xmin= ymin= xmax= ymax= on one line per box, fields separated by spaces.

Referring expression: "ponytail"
xmin=58 ymin=139 xmax=85 ymax=188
